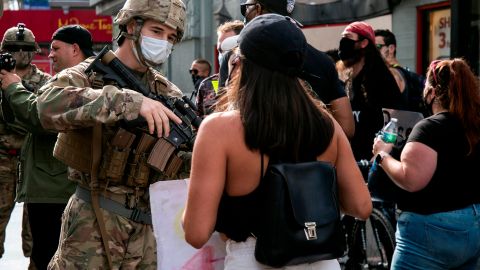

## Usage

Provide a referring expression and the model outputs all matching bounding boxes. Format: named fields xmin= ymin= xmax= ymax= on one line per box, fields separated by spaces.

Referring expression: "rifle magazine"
xmin=147 ymin=138 xmax=176 ymax=172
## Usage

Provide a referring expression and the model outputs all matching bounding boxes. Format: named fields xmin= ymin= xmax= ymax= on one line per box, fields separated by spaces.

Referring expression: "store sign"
xmin=57 ymin=17 xmax=112 ymax=37
xmin=0 ymin=10 xmax=112 ymax=42
xmin=429 ymin=8 xmax=451 ymax=61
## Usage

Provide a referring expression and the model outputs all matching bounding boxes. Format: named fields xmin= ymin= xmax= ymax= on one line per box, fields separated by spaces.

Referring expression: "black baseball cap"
xmin=51 ymin=25 xmax=94 ymax=57
xmin=238 ymin=13 xmax=306 ymax=75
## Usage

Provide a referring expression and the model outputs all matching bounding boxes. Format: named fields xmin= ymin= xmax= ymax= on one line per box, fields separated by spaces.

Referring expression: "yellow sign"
xmin=211 ymin=80 xmax=219 ymax=94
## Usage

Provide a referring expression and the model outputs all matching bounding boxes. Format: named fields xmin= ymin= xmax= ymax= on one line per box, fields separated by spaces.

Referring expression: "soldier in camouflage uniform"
xmin=0 ymin=23 xmax=50 ymax=263
xmin=0 ymin=25 xmax=93 ymax=270
xmin=23 ymin=1 xmax=190 ymax=269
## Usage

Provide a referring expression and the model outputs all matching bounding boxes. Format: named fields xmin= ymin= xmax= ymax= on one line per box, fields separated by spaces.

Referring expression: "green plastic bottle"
xmin=382 ymin=118 xmax=398 ymax=143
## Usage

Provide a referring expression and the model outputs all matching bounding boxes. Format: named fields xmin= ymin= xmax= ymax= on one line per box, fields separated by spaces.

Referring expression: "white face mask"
xmin=217 ymin=52 xmax=224 ymax=66
xmin=140 ymin=35 xmax=173 ymax=65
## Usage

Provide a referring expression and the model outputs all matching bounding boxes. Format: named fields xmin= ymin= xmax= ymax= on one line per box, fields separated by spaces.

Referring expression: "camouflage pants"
xmin=0 ymin=181 xmax=15 ymax=258
xmin=0 ymin=171 xmax=33 ymax=259
xmin=48 ymin=195 xmax=157 ymax=270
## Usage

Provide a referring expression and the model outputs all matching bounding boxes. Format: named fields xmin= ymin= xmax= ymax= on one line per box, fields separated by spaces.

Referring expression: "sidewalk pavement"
xmin=0 ymin=202 xmax=30 ymax=270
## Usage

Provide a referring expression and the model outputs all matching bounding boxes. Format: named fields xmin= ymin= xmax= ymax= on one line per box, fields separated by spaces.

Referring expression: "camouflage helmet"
xmin=114 ymin=0 xmax=186 ymax=42
xmin=1 ymin=23 xmax=40 ymax=52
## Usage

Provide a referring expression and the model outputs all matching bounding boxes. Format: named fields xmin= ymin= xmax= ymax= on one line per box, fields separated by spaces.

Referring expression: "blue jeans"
xmin=392 ymin=204 xmax=480 ymax=270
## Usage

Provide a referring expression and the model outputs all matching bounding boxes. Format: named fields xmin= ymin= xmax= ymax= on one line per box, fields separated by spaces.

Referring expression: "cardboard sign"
xmin=150 ymin=179 xmax=226 ymax=270
xmin=382 ymin=108 xmax=424 ymax=146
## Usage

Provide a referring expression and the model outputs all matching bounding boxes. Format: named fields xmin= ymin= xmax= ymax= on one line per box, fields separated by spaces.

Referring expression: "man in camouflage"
xmin=0 ymin=23 xmax=50 ymax=264
xmin=25 ymin=0 xmax=190 ymax=269
xmin=0 ymin=25 xmax=93 ymax=269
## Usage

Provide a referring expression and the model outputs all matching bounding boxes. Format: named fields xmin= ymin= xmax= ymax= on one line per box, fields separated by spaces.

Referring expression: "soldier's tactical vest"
xmin=53 ymin=63 xmax=190 ymax=189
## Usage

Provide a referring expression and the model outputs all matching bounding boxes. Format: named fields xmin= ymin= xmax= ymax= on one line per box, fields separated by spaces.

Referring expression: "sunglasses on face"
xmin=376 ymin=43 xmax=387 ymax=49
xmin=240 ymin=3 xmax=257 ymax=17
xmin=189 ymin=68 xmax=199 ymax=75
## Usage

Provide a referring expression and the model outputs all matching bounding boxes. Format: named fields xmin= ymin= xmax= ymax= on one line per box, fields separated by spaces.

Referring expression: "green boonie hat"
xmin=1 ymin=23 xmax=40 ymax=52
xmin=114 ymin=0 xmax=186 ymax=43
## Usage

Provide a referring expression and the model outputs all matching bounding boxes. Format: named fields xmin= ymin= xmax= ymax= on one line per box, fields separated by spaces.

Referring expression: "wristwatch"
xmin=375 ymin=151 xmax=388 ymax=165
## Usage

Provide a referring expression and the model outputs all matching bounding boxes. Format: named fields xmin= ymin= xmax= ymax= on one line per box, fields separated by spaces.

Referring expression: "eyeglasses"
xmin=376 ymin=43 xmax=387 ymax=49
xmin=189 ymin=68 xmax=199 ymax=75
xmin=240 ymin=3 xmax=257 ymax=17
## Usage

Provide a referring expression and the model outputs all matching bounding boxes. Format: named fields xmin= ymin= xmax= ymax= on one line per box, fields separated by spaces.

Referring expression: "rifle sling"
xmin=89 ymin=123 xmax=114 ymax=269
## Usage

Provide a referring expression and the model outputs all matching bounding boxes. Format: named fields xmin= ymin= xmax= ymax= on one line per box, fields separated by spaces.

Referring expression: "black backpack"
xmin=254 ymin=160 xmax=346 ymax=267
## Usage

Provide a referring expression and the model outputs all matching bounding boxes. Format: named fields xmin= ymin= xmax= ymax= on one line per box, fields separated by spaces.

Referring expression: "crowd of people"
xmin=0 ymin=0 xmax=479 ymax=269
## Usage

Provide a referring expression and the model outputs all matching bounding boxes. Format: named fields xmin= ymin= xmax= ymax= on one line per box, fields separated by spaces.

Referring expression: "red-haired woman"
xmin=372 ymin=58 xmax=480 ymax=269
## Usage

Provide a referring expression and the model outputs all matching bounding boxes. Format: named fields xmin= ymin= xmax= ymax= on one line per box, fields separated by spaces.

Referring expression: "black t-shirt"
xmin=300 ymin=44 xmax=346 ymax=104
xmin=393 ymin=65 xmax=427 ymax=115
xmin=349 ymin=67 xmax=405 ymax=160
xmin=398 ymin=112 xmax=480 ymax=214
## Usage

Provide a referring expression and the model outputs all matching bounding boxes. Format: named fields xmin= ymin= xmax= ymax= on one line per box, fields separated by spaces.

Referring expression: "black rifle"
xmin=85 ymin=46 xmax=202 ymax=148
xmin=0 ymin=53 xmax=16 ymax=123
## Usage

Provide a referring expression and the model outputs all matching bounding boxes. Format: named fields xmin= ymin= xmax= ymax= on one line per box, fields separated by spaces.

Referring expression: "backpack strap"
xmin=260 ymin=151 xmax=280 ymax=181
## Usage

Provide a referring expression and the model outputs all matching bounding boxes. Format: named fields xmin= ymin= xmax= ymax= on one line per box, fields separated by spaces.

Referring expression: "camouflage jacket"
xmin=22 ymin=64 xmax=51 ymax=92
xmin=0 ymin=64 xmax=51 ymax=183
xmin=37 ymin=56 xmax=191 ymax=195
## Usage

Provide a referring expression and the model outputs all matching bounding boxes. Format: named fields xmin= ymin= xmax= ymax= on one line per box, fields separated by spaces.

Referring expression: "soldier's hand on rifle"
xmin=0 ymin=70 xmax=21 ymax=90
xmin=140 ymin=97 xmax=182 ymax=138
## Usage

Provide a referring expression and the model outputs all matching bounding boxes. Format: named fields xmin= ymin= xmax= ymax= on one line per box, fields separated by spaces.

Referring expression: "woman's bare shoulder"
xmin=197 ymin=111 xmax=243 ymax=137
xmin=201 ymin=111 xmax=241 ymax=127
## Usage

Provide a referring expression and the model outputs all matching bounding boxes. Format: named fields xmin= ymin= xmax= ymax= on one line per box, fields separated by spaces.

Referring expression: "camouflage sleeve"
xmin=38 ymin=72 xmax=52 ymax=91
xmin=37 ymin=64 xmax=144 ymax=132
xmin=3 ymin=82 xmax=46 ymax=134
xmin=149 ymin=68 xmax=184 ymax=99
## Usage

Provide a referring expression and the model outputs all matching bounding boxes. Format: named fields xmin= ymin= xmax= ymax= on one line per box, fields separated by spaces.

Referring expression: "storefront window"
xmin=417 ymin=1 xmax=450 ymax=74
xmin=428 ymin=8 xmax=451 ymax=61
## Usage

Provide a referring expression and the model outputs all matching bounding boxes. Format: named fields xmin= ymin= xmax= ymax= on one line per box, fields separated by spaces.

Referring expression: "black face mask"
xmin=423 ymin=95 xmax=435 ymax=116
xmin=338 ymin=37 xmax=360 ymax=62
xmin=192 ymin=75 xmax=205 ymax=89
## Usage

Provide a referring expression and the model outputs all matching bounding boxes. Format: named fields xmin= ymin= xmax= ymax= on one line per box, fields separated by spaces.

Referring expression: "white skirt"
xmin=224 ymin=237 xmax=341 ymax=270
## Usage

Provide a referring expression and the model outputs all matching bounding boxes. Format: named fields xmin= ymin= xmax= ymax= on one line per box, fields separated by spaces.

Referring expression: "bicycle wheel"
xmin=345 ymin=208 xmax=396 ymax=270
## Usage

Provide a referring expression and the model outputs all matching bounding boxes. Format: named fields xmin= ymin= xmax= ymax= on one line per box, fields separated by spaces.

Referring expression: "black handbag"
xmin=254 ymin=160 xmax=346 ymax=268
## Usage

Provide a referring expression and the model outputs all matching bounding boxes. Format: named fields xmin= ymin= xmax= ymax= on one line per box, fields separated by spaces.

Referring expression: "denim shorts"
xmin=224 ymin=237 xmax=340 ymax=270
xmin=392 ymin=204 xmax=480 ymax=270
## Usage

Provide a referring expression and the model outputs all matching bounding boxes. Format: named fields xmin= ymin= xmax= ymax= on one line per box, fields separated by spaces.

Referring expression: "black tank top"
xmin=214 ymin=156 xmax=264 ymax=242
xmin=215 ymin=153 xmax=319 ymax=241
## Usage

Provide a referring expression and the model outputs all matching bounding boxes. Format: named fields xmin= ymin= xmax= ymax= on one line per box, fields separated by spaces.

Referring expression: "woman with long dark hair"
xmin=183 ymin=14 xmax=372 ymax=269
